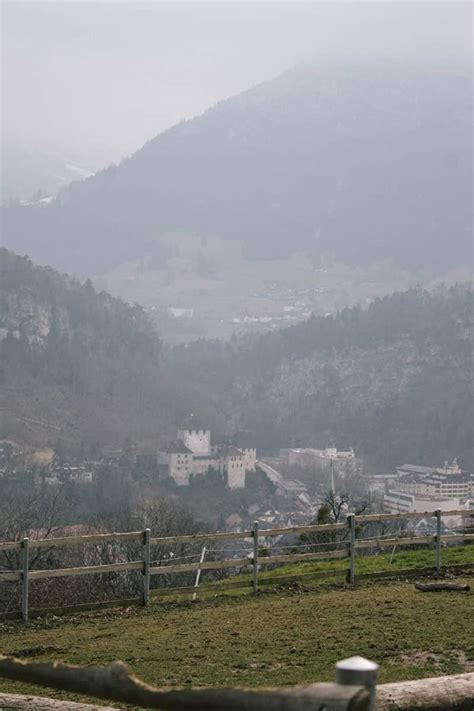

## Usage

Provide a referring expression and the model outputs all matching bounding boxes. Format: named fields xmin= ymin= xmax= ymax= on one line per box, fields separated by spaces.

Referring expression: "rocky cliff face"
xmin=0 ymin=291 xmax=64 ymax=344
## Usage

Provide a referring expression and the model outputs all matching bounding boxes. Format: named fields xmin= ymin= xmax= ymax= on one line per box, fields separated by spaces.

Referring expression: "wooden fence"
xmin=1 ymin=508 xmax=473 ymax=621
xmin=1 ymin=652 xmax=474 ymax=710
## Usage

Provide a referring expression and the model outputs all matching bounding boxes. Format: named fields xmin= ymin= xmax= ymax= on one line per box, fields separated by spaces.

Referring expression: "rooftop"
xmin=162 ymin=441 xmax=193 ymax=454
xmin=218 ymin=445 xmax=243 ymax=458
xmin=397 ymin=464 xmax=435 ymax=475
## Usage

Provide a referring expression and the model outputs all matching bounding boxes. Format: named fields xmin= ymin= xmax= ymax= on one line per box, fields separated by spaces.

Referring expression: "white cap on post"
xmin=335 ymin=656 xmax=379 ymax=711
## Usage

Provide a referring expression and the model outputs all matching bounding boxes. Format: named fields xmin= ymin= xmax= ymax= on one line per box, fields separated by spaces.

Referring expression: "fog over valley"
xmin=0 ymin=3 xmax=473 ymax=689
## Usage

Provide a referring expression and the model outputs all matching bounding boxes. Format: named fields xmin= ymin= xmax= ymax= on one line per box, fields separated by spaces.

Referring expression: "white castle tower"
xmin=177 ymin=428 xmax=211 ymax=455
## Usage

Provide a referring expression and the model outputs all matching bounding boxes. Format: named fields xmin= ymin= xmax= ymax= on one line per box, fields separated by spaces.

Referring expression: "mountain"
xmin=168 ymin=285 xmax=474 ymax=471
xmin=2 ymin=60 xmax=471 ymax=278
xmin=0 ymin=249 xmax=205 ymax=453
xmin=1 ymin=139 xmax=95 ymax=205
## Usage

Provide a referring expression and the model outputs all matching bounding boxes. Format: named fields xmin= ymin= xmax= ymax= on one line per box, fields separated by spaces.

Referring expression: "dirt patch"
xmin=390 ymin=649 xmax=474 ymax=673
xmin=8 ymin=645 xmax=63 ymax=658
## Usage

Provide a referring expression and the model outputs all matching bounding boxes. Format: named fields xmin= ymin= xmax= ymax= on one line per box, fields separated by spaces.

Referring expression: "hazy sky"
xmin=1 ymin=1 xmax=472 ymax=169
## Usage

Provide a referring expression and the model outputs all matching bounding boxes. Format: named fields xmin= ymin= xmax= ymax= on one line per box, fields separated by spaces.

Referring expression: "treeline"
xmin=168 ymin=285 xmax=473 ymax=471
xmin=0 ymin=248 xmax=160 ymax=390
xmin=0 ymin=249 xmax=205 ymax=452
xmin=1 ymin=249 xmax=472 ymax=472
xmin=0 ymin=476 xmax=206 ymax=613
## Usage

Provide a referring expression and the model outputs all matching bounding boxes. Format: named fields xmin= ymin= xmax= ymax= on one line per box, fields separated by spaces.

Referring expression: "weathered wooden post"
xmin=21 ymin=537 xmax=29 ymax=622
xmin=143 ymin=528 xmax=151 ymax=607
xmin=435 ymin=509 xmax=442 ymax=574
xmin=252 ymin=521 xmax=259 ymax=594
xmin=336 ymin=656 xmax=379 ymax=711
xmin=192 ymin=546 xmax=206 ymax=601
xmin=347 ymin=513 xmax=356 ymax=584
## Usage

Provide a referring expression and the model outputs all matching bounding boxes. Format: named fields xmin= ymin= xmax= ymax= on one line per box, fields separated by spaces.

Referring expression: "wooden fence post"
xmin=21 ymin=537 xmax=29 ymax=622
xmin=347 ymin=514 xmax=355 ymax=584
xmin=435 ymin=509 xmax=442 ymax=574
xmin=252 ymin=521 xmax=259 ymax=594
xmin=143 ymin=528 xmax=151 ymax=607
xmin=336 ymin=655 xmax=379 ymax=711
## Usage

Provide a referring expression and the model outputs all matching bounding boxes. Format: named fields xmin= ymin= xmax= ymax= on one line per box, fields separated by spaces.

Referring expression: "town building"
xmin=42 ymin=464 xmax=93 ymax=486
xmin=158 ymin=428 xmax=256 ymax=489
xmin=281 ymin=447 xmax=355 ymax=469
xmin=384 ymin=491 xmax=460 ymax=516
xmin=391 ymin=459 xmax=472 ymax=499
xmin=384 ymin=458 xmax=473 ymax=523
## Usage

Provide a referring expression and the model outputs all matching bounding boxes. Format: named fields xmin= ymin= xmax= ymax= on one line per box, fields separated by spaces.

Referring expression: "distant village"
xmin=1 ymin=428 xmax=473 ymax=534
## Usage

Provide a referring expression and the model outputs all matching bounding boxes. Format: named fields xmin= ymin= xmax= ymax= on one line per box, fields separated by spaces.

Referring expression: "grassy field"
xmin=0 ymin=562 xmax=473 ymax=707
xmin=206 ymin=543 xmax=474 ymax=594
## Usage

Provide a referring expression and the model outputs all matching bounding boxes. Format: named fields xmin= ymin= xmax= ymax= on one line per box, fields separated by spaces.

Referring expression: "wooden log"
xmin=356 ymin=536 xmax=433 ymax=550
xmin=258 ymin=550 xmax=347 ymax=566
xmin=442 ymin=534 xmax=474 ymax=543
xmin=29 ymin=531 xmax=144 ymax=549
xmin=29 ymin=561 xmax=143 ymax=580
xmin=0 ymin=656 xmax=370 ymax=710
xmin=0 ymin=571 xmax=22 ymax=582
xmin=150 ymin=579 xmax=253 ymax=597
xmin=150 ymin=530 xmax=252 ymax=546
xmin=415 ymin=582 xmax=470 ymax=592
xmin=0 ymin=541 xmax=23 ymax=552
xmin=0 ymin=597 xmax=143 ymax=622
xmin=0 ymin=692 xmax=119 ymax=710
xmin=377 ymin=672 xmax=474 ymax=710
xmin=259 ymin=522 xmax=345 ymax=537
xmin=150 ymin=557 xmax=250 ymax=576
xmin=357 ymin=509 xmax=473 ymax=523
xmin=355 ymin=512 xmax=434 ymax=523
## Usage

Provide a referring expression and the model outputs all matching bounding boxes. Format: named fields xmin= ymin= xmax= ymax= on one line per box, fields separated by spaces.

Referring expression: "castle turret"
xmin=177 ymin=428 xmax=211 ymax=456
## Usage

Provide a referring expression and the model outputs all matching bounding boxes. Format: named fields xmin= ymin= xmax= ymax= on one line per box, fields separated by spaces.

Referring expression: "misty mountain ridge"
xmin=2 ymin=59 xmax=471 ymax=280
xmin=1 ymin=139 xmax=96 ymax=205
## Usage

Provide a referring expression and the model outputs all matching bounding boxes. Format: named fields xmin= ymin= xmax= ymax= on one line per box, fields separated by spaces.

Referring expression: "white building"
xmin=384 ymin=458 xmax=473 ymax=527
xmin=220 ymin=445 xmax=246 ymax=489
xmin=158 ymin=441 xmax=194 ymax=486
xmin=283 ymin=447 xmax=355 ymax=468
xmin=177 ymin=428 xmax=211 ymax=456
xmin=384 ymin=491 xmax=459 ymax=515
xmin=393 ymin=460 xmax=473 ymax=500
xmin=158 ymin=429 xmax=256 ymax=488
xmin=383 ymin=491 xmax=466 ymax=530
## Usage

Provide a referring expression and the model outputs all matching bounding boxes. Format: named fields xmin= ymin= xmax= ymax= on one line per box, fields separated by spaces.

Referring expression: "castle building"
xmin=177 ymin=428 xmax=211 ymax=456
xmin=158 ymin=428 xmax=256 ymax=488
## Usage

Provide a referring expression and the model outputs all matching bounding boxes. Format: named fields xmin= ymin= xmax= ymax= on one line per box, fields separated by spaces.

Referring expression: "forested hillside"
xmin=0 ymin=249 xmax=204 ymax=452
xmin=1 ymin=251 xmax=471 ymax=470
xmin=169 ymin=286 xmax=473 ymax=470
xmin=2 ymin=61 xmax=470 ymax=277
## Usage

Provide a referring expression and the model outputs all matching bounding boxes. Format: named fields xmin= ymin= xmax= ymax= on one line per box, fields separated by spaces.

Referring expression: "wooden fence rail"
xmin=1 ymin=508 xmax=472 ymax=621
xmin=1 ymin=653 xmax=474 ymax=711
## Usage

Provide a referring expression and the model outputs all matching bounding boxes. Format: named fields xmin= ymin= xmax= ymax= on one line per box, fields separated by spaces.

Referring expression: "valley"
xmin=98 ymin=235 xmax=418 ymax=341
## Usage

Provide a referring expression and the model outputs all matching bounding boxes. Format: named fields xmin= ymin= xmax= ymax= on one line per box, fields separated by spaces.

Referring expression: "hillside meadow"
xmin=0 ymin=571 xmax=472 ymax=707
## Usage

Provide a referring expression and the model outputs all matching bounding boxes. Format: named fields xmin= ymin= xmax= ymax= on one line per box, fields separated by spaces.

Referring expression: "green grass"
xmin=0 ymin=564 xmax=473 ymax=707
xmin=212 ymin=543 xmax=474 ymax=593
